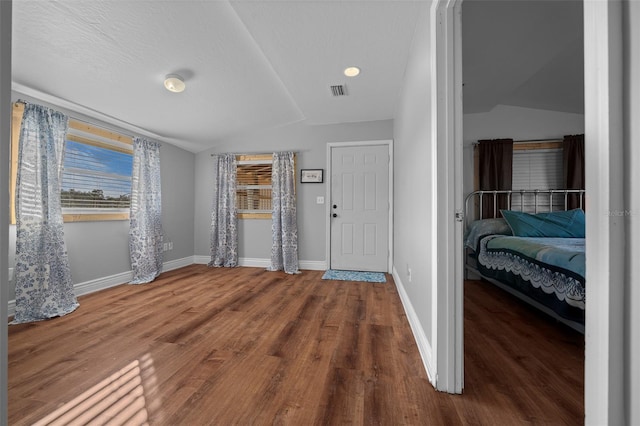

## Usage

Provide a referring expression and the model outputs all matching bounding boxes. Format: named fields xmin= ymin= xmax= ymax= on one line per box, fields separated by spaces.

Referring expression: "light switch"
xmin=316 ymin=196 xmax=325 ymax=204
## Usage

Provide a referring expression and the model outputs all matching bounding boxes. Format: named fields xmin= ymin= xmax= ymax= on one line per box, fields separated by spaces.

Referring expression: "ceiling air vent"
xmin=329 ymin=84 xmax=347 ymax=97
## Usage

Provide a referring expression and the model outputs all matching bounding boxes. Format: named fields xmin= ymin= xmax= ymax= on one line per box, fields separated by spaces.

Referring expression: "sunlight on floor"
xmin=32 ymin=353 xmax=159 ymax=426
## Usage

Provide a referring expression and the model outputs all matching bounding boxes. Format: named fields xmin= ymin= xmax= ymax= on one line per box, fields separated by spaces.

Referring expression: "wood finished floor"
xmin=8 ymin=266 xmax=584 ymax=425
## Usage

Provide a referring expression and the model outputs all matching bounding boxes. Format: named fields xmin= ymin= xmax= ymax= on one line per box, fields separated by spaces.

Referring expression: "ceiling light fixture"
xmin=344 ymin=66 xmax=361 ymax=77
xmin=164 ymin=74 xmax=186 ymax=93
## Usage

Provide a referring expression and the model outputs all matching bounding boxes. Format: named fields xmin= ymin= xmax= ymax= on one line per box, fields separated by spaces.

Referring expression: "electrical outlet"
xmin=163 ymin=242 xmax=168 ymax=252
xmin=316 ymin=196 xmax=325 ymax=204
xmin=168 ymin=241 xmax=173 ymax=250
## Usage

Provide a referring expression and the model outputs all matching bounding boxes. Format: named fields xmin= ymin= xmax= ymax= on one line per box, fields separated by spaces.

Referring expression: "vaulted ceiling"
xmin=462 ymin=0 xmax=584 ymax=115
xmin=12 ymin=0 xmax=425 ymax=152
xmin=12 ymin=1 xmax=584 ymax=153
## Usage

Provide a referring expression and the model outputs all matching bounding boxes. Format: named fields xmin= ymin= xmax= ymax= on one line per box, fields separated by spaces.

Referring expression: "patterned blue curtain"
xmin=209 ymin=154 xmax=238 ymax=267
xmin=268 ymin=151 xmax=299 ymax=274
xmin=12 ymin=103 xmax=79 ymax=324
xmin=129 ymin=137 xmax=163 ymax=284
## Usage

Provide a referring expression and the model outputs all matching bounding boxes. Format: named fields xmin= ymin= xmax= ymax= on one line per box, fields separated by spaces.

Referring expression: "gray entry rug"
xmin=321 ymin=269 xmax=386 ymax=283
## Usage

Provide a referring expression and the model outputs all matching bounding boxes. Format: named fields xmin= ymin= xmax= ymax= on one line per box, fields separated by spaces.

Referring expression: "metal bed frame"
xmin=463 ymin=189 xmax=586 ymax=333
xmin=464 ymin=188 xmax=586 ymax=229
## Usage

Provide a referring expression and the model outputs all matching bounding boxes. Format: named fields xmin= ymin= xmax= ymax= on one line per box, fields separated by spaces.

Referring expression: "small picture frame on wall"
xmin=300 ymin=169 xmax=323 ymax=183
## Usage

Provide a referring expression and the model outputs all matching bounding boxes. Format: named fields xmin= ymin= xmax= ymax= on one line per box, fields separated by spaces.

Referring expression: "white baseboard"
xmin=239 ymin=258 xmax=271 ymax=268
xmin=193 ymin=256 xmax=326 ymax=271
xmin=299 ymin=260 xmax=327 ymax=270
xmin=8 ymin=256 xmax=195 ymax=318
xmin=74 ymin=271 xmax=133 ymax=298
xmin=193 ymin=255 xmax=209 ymax=265
xmin=193 ymin=256 xmax=270 ymax=267
xmin=163 ymin=256 xmax=196 ymax=272
xmin=392 ymin=266 xmax=435 ymax=385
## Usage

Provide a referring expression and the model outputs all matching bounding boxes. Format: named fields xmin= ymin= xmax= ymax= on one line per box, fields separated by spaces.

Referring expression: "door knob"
xmin=333 ymin=204 xmax=337 ymax=209
xmin=332 ymin=213 xmax=338 ymax=218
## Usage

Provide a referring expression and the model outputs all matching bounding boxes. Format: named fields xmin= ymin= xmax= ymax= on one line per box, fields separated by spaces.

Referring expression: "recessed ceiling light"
xmin=344 ymin=67 xmax=360 ymax=77
xmin=164 ymin=74 xmax=186 ymax=93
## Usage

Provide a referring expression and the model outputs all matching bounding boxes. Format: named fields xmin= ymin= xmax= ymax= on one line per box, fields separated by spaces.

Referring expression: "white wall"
xmin=464 ymin=104 xmax=584 ymax=143
xmin=193 ymin=119 xmax=393 ymax=265
xmin=7 ymin=93 xmax=196 ymax=300
xmin=623 ymin=1 xmax=639 ymax=422
xmin=392 ymin=2 xmax=434 ymax=375
xmin=462 ymin=104 xmax=584 ymax=196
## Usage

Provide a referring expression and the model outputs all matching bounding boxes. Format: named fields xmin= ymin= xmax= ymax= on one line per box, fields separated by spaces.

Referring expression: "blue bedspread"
xmin=477 ymin=235 xmax=585 ymax=310
xmin=486 ymin=236 xmax=585 ymax=278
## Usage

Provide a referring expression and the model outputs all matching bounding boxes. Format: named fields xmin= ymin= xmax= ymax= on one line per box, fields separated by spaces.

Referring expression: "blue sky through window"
xmin=62 ymin=141 xmax=133 ymax=200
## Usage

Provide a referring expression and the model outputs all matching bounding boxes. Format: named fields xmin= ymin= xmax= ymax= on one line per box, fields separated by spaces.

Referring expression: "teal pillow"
xmin=500 ymin=209 xmax=585 ymax=238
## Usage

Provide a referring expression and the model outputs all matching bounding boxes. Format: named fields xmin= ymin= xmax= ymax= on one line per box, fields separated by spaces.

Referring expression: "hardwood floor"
xmin=461 ymin=280 xmax=584 ymax=425
xmin=8 ymin=266 xmax=584 ymax=425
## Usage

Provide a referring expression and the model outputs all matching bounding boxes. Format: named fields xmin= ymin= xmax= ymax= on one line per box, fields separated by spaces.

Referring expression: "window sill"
xmin=63 ymin=212 xmax=129 ymax=223
xmin=238 ymin=212 xmax=271 ymax=220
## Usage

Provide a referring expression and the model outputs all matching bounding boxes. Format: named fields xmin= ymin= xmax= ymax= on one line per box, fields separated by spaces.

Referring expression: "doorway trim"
xmin=325 ymin=140 xmax=394 ymax=274
xmin=443 ymin=0 xmax=624 ymax=423
xmin=431 ymin=0 xmax=464 ymax=393
xmin=583 ymin=1 xmax=624 ymax=423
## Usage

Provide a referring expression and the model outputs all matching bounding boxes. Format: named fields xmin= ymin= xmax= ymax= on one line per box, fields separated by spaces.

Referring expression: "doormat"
xmin=321 ymin=269 xmax=386 ymax=283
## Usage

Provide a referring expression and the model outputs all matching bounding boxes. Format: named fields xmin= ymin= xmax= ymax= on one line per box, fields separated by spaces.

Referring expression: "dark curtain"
xmin=563 ymin=134 xmax=585 ymax=210
xmin=478 ymin=138 xmax=513 ymax=219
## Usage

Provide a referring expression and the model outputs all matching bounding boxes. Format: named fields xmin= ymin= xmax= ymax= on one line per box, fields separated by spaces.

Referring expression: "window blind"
xmin=236 ymin=161 xmax=272 ymax=213
xmin=61 ymin=122 xmax=133 ymax=211
xmin=511 ymin=148 xmax=563 ymax=211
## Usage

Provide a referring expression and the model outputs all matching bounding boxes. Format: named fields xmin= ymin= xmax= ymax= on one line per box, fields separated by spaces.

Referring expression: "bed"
xmin=464 ymin=189 xmax=586 ymax=333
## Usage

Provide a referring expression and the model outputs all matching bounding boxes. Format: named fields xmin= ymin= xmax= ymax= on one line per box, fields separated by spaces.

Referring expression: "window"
xmin=234 ymin=153 xmax=297 ymax=219
xmin=511 ymin=145 xmax=563 ymax=211
xmin=511 ymin=142 xmax=563 ymax=211
xmin=473 ymin=140 xmax=565 ymax=213
xmin=236 ymin=154 xmax=273 ymax=219
xmin=10 ymin=102 xmax=133 ymax=223
xmin=512 ymin=147 xmax=563 ymax=190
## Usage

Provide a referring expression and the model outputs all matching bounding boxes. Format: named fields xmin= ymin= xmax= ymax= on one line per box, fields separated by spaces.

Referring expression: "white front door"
xmin=329 ymin=144 xmax=389 ymax=272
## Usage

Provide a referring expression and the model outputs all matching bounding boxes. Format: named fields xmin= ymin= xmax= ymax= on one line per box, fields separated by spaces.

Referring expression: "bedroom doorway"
xmin=458 ymin=0 xmax=586 ymax=413
xmin=326 ymin=141 xmax=393 ymax=273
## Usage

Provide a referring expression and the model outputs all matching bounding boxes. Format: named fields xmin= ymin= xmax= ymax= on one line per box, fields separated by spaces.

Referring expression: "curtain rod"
xmin=472 ymin=138 xmax=563 ymax=146
xmin=210 ymin=151 xmax=298 ymax=157
xmin=15 ymin=99 xmax=138 ymax=141
xmin=514 ymin=138 xmax=562 ymax=143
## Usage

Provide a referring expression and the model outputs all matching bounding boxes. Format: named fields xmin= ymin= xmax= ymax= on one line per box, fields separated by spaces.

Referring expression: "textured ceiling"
xmin=12 ymin=0 xmax=425 ymax=152
xmin=12 ymin=1 xmax=584 ymax=153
